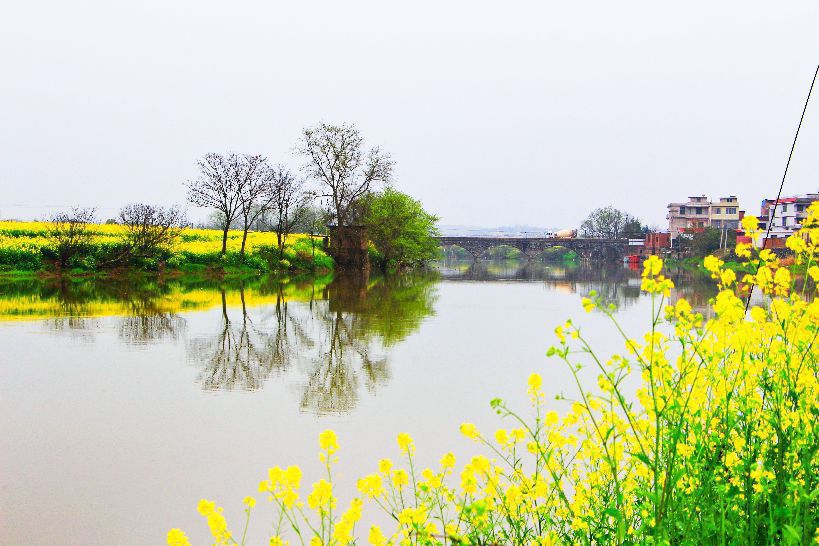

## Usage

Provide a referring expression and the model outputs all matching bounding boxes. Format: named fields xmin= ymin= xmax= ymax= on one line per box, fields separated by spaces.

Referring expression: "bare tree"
xmin=297 ymin=123 xmax=393 ymax=226
xmin=291 ymin=204 xmax=330 ymax=236
xmin=118 ymin=203 xmax=187 ymax=260
xmin=266 ymin=165 xmax=309 ymax=252
xmin=236 ymin=156 xmax=275 ymax=257
xmin=49 ymin=207 xmax=96 ymax=267
xmin=186 ymin=153 xmax=266 ymax=255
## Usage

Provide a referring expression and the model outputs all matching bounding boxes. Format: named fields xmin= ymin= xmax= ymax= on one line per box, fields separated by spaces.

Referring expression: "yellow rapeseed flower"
xmin=397 ymin=432 xmax=415 ymax=455
xmin=357 ymin=473 xmax=384 ymax=498
xmin=167 ymin=528 xmax=191 ymax=546
xmin=378 ymin=458 xmax=393 ymax=474
xmin=368 ymin=525 xmax=388 ymax=546
xmin=459 ymin=422 xmax=481 ymax=440
xmin=307 ymin=479 xmax=335 ymax=511
xmin=642 ymin=255 xmax=663 ymax=277
xmin=391 ymin=469 xmax=409 ymax=489
xmin=318 ymin=429 xmax=339 ymax=454
xmin=741 ymin=214 xmax=759 ymax=233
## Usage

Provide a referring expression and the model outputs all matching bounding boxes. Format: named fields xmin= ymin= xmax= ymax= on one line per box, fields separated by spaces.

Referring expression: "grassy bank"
xmin=0 ymin=221 xmax=333 ymax=277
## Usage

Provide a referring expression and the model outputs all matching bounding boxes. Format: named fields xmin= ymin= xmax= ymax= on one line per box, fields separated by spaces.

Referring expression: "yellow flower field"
xmin=0 ymin=221 xmax=332 ymax=272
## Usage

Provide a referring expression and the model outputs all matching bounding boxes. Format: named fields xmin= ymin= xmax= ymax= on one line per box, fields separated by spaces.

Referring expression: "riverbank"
xmin=0 ymin=221 xmax=333 ymax=278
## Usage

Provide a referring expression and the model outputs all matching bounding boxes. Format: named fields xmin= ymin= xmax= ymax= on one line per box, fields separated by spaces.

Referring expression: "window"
xmin=726 ymin=207 xmax=736 ymax=215
xmin=782 ymin=204 xmax=788 ymax=212
xmin=797 ymin=204 xmax=805 ymax=212
xmin=678 ymin=206 xmax=686 ymax=215
xmin=696 ymin=208 xmax=704 ymax=215
xmin=714 ymin=207 xmax=722 ymax=214
xmin=712 ymin=220 xmax=721 ymax=228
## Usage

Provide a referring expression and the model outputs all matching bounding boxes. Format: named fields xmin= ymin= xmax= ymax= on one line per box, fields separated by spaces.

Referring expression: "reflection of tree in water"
xmin=47 ymin=315 xmax=101 ymax=342
xmin=188 ymin=272 xmax=438 ymax=415
xmin=117 ymin=297 xmax=186 ymax=344
xmin=440 ymin=259 xmax=642 ymax=310
xmin=301 ymin=273 xmax=437 ymax=414
xmin=190 ymin=289 xmax=261 ymax=390
xmin=190 ymin=284 xmax=316 ymax=391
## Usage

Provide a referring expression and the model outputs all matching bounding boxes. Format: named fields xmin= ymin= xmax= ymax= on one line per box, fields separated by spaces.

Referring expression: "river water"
xmin=0 ymin=260 xmax=715 ymax=545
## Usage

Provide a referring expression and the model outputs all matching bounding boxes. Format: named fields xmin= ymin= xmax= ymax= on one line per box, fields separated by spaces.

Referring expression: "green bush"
xmin=0 ymin=248 xmax=42 ymax=271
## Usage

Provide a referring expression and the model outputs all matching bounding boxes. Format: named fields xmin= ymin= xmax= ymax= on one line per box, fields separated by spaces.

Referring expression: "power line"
xmin=745 ymin=64 xmax=819 ymax=313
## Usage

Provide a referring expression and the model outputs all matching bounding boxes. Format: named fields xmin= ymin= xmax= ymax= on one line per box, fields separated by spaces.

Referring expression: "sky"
xmin=1 ymin=0 xmax=818 ymax=229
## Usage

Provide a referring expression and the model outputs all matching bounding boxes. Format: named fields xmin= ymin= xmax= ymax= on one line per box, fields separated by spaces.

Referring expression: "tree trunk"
xmin=221 ymin=226 xmax=229 ymax=255
xmin=240 ymin=227 xmax=249 ymax=258
xmin=276 ymin=230 xmax=284 ymax=252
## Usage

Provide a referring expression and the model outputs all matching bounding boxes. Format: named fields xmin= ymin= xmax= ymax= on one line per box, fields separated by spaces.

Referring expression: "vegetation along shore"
xmin=0 ymin=220 xmax=332 ymax=277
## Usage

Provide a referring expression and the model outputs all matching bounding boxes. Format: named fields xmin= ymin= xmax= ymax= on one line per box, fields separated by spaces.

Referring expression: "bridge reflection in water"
xmin=438 ymin=259 xmax=645 ymax=310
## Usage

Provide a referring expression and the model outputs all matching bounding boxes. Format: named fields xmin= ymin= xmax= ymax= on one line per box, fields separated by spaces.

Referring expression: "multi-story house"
xmin=755 ymin=193 xmax=819 ymax=244
xmin=709 ymin=196 xmax=741 ymax=229
xmin=666 ymin=195 xmax=741 ymax=244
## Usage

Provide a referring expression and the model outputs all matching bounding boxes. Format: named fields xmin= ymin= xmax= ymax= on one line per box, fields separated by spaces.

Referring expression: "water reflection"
xmin=189 ymin=288 xmax=272 ymax=391
xmin=0 ymin=273 xmax=438 ymax=414
xmin=0 ymin=264 xmax=718 ymax=413
xmin=299 ymin=274 xmax=437 ymax=413
xmin=439 ymin=259 xmax=644 ymax=309
xmin=184 ymin=273 xmax=438 ymax=413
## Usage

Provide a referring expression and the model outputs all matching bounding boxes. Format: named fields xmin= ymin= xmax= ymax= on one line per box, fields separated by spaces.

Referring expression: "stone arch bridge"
xmin=437 ymin=236 xmax=632 ymax=262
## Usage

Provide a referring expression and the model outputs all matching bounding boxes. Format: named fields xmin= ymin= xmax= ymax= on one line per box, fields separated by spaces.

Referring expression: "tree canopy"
xmin=580 ymin=206 xmax=644 ymax=239
xmin=363 ymin=188 xmax=439 ymax=269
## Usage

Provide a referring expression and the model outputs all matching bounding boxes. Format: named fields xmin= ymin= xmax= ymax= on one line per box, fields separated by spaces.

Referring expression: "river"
xmin=0 ymin=260 xmax=716 ymax=545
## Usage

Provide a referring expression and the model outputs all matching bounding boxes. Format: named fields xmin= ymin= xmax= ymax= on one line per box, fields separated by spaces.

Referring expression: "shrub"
xmin=169 ymin=207 xmax=819 ymax=545
xmin=0 ymin=247 xmax=41 ymax=271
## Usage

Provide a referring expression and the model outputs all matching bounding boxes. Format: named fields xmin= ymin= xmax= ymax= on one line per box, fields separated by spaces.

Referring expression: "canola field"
xmin=0 ymin=221 xmax=332 ymax=273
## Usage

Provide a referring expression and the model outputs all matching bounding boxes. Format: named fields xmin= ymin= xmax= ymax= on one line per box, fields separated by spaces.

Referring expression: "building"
xmin=666 ymin=195 xmax=741 ymax=244
xmin=710 ymin=196 xmax=741 ymax=229
xmin=644 ymin=231 xmax=671 ymax=253
xmin=754 ymin=192 xmax=819 ymax=246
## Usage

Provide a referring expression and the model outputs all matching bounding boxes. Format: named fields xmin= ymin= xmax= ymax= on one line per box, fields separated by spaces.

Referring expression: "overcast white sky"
xmin=1 ymin=1 xmax=818 ymax=228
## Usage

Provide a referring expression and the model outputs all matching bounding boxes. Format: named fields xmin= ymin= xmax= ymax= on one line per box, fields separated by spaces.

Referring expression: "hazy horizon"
xmin=2 ymin=1 xmax=818 ymax=229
